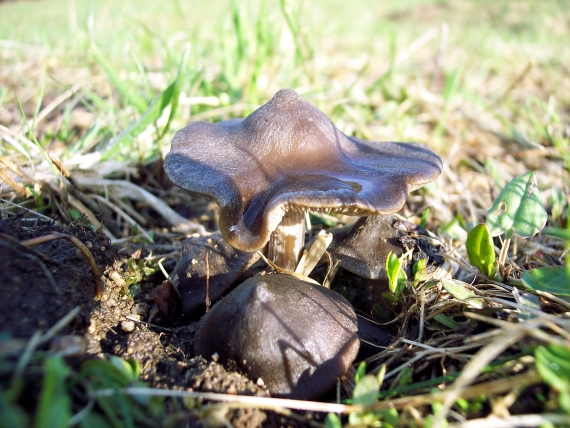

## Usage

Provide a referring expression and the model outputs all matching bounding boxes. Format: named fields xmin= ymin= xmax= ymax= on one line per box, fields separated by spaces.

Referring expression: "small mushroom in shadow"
xmin=329 ymin=215 xmax=407 ymax=281
xmin=174 ymin=233 xmax=259 ymax=316
xmin=193 ymin=273 xmax=360 ymax=400
xmin=165 ymin=89 xmax=442 ymax=271
xmin=328 ymin=215 xmax=445 ymax=315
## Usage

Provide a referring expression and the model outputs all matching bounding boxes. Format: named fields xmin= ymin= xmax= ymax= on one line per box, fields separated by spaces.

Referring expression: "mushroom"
xmin=328 ymin=215 xmax=407 ymax=281
xmin=174 ymin=232 xmax=260 ymax=316
xmin=193 ymin=273 xmax=359 ymax=400
xmin=328 ymin=214 xmax=445 ymax=314
xmin=165 ymin=89 xmax=442 ymax=271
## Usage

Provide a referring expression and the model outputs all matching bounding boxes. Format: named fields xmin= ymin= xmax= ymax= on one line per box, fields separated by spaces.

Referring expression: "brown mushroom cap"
xmin=193 ymin=273 xmax=360 ymax=400
xmin=328 ymin=215 xmax=406 ymax=280
xmin=165 ymin=88 xmax=442 ymax=253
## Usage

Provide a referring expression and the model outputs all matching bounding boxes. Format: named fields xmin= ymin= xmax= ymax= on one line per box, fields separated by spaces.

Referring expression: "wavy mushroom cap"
xmin=165 ymin=88 xmax=442 ymax=252
xmin=193 ymin=273 xmax=360 ymax=400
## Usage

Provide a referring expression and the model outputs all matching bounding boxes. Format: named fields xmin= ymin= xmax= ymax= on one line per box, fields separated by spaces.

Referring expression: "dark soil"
xmin=0 ymin=215 xmax=328 ymax=427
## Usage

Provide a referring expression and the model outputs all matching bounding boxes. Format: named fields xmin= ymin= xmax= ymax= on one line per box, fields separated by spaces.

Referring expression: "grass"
xmin=1 ymin=0 xmax=569 ymax=426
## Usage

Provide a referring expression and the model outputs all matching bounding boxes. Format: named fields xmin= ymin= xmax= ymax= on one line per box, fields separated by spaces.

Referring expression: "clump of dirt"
xmin=0 ymin=216 xmax=116 ymax=338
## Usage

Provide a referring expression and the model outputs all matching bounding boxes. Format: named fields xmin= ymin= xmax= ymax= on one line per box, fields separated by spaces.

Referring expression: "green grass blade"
xmin=90 ymin=44 xmax=148 ymax=113
xmin=34 ymin=357 xmax=71 ymax=428
xmin=159 ymin=43 xmax=191 ymax=140
xmin=14 ymin=95 xmax=57 ymax=175
xmin=101 ymin=79 xmax=177 ymax=160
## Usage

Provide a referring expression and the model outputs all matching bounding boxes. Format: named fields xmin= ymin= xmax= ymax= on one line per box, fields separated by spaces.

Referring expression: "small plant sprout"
xmin=466 ymin=223 xmax=497 ymax=278
xmin=486 ymin=171 xmax=547 ymax=278
xmin=386 ymin=251 xmax=407 ymax=297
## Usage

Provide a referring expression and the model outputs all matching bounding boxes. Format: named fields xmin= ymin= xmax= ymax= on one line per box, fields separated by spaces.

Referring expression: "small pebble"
xmin=121 ymin=320 xmax=136 ymax=332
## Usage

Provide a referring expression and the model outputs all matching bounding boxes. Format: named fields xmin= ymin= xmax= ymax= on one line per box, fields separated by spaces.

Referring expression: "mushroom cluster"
xmin=165 ymin=89 xmax=442 ymax=399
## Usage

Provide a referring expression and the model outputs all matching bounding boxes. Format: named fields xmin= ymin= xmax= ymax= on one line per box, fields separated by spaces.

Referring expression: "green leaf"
xmin=420 ymin=208 xmax=430 ymax=228
xmin=466 ymin=224 xmax=497 ymax=277
xmin=324 ymin=413 xmax=342 ymax=428
xmin=159 ymin=44 xmax=191 ymax=139
xmin=543 ymin=227 xmax=570 ymax=241
xmin=396 ymin=366 xmax=413 ymax=387
xmin=386 ymin=252 xmax=407 ymax=297
xmin=354 ymin=361 xmax=367 ymax=385
xmin=441 ymin=279 xmax=484 ymax=309
xmin=521 ymin=266 xmax=570 ymax=296
xmin=34 ymin=357 xmax=71 ymax=428
xmin=376 ymin=364 xmax=387 ymax=389
xmin=535 ymin=344 xmax=570 ymax=412
xmin=434 ymin=313 xmax=458 ymax=329
xmin=353 ymin=375 xmax=379 ymax=406
xmin=486 ymin=171 xmax=547 ymax=238
xmin=413 ymin=258 xmax=428 ymax=282
xmin=109 ymin=356 xmax=139 ymax=383
xmin=0 ymin=391 xmax=28 ymax=428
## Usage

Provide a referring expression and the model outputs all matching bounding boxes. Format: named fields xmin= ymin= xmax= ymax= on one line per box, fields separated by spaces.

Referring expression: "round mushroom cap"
xmin=165 ymin=88 xmax=442 ymax=252
xmin=193 ymin=273 xmax=360 ymax=400
xmin=175 ymin=232 xmax=260 ymax=316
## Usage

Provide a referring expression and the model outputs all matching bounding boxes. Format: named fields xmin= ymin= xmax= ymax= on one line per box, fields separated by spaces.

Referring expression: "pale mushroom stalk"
xmin=266 ymin=210 xmax=305 ymax=271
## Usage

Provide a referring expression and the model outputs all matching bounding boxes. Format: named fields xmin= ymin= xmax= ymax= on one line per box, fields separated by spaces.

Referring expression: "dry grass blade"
xmin=74 ymin=177 xmax=205 ymax=234
xmin=90 ymin=370 xmax=542 ymax=414
xmin=449 ymin=413 xmax=570 ymax=428
xmin=432 ymin=331 xmax=525 ymax=427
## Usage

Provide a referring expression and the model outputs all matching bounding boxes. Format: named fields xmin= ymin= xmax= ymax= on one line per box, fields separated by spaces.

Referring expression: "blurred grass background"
xmin=1 ymin=0 xmax=568 ymax=164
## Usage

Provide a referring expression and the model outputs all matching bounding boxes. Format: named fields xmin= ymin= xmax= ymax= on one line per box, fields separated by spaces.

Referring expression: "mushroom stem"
xmin=267 ymin=210 xmax=305 ymax=271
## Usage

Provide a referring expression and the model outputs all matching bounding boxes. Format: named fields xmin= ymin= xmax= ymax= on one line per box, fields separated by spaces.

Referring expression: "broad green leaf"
xmin=535 ymin=344 xmax=570 ymax=412
xmin=109 ymin=356 xmax=139 ymax=383
xmin=466 ymin=224 xmax=497 ymax=277
xmin=34 ymin=357 xmax=71 ymax=428
xmin=487 ymin=171 xmax=547 ymax=237
xmin=521 ymin=266 xmax=570 ymax=296
xmin=441 ymin=279 xmax=484 ymax=309
xmin=352 ymin=375 xmax=379 ymax=406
